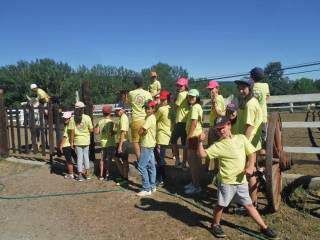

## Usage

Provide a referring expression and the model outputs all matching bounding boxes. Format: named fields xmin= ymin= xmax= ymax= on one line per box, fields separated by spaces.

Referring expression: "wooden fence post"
xmin=0 ymin=89 xmax=9 ymax=158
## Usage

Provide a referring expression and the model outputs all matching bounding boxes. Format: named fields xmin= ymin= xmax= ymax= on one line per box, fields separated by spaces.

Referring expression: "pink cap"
xmin=176 ymin=77 xmax=188 ymax=87
xmin=207 ymin=80 xmax=219 ymax=89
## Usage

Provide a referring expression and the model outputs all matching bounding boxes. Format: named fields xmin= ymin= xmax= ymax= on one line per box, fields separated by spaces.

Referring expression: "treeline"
xmin=0 ymin=59 xmax=319 ymax=108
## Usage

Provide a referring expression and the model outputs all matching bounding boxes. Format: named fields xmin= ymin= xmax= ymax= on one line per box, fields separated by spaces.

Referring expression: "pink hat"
xmin=207 ymin=80 xmax=219 ymax=89
xmin=176 ymin=77 xmax=188 ymax=87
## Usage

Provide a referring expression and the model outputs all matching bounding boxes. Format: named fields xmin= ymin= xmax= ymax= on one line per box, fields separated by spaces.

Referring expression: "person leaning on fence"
xmin=148 ymin=71 xmax=161 ymax=101
xmin=234 ymin=79 xmax=263 ymax=206
xmin=206 ymin=80 xmax=226 ymax=173
xmin=30 ymin=83 xmax=50 ymax=105
xmin=171 ymin=77 xmax=189 ymax=168
xmin=128 ymin=76 xmax=153 ymax=161
xmin=184 ymin=89 xmax=203 ymax=195
xmin=113 ymin=102 xmax=130 ymax=186
xmin=69 ymin=101 xmax=94 ymax=182
xmin=95 ymin=105 xmax=116 ymax=181
xmin=250 ymin=67 xmax=270 ymax=149
xmin=197 ymin=116 xmax=278 ymax=239
xmin=60 ymin=111 xmax=77 ymax=180
xmin=154 ymin=90 xmax=172 ymax=186
xmin=136 ymin=100 xmax=157 ymax=197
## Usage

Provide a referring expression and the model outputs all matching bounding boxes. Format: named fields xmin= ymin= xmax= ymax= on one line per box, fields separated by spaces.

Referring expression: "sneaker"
xmin=184 ymin=182 xmax=193 ymax=190
xmin=260 ymin=227 xmax=279 ymax=239
xmin=185 ymin=185 xmax=201 ymax=194
xmin=151 ymin=187 xmax=157 ymax=193
xmin=211 ymin=224 xmax=226 ymax=238
xmin=136 ymin=190 xmax=152 ymax=197
xmin=77 ymin=175 xmax=85 ymax=182
xmin=64 ymin=174 xmax=74 ymax=180
xmin=99 ymin=177 xmax=104 ymax=181
xmin=85 ymin=175 xmax=91 ymax=180
xmin=156 ymin=180 xmax=164 ymax=187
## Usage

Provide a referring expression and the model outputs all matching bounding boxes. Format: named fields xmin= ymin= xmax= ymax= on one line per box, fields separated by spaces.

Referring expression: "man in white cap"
xmin=30 ymin=83 xmax=50 ymax=104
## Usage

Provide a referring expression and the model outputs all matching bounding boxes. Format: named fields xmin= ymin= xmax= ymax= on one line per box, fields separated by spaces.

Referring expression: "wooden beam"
xmin=0 ymin=89 xmax=9 ymax=157
xmin=284 ymin=147 xmax=320 ymax=154
xmin=268 ymin=93 xmax=320 ymax=104
xmin=282 ymin=122 xmax=320 ymax=128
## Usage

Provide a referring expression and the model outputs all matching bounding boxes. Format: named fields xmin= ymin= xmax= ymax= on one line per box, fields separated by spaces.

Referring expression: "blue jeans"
xmin=138 ymin=147 xmax=156 ymax=191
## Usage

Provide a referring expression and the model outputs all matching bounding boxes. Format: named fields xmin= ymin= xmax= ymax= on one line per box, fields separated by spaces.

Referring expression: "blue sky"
xmin=1 ymin=0 xmax=320 ymax=80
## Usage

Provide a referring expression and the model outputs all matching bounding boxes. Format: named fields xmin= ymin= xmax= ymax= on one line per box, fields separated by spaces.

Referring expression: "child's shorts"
xmin=170 ymin=122 xmax=187 ymax=146
xmin=217 ymin=182 xmax=252 ymax=207
xmin=115 ymin=141 xmax=129 ymax=161
xmin=131 ymin=119 xmax=145 ymax=143
xmin=101 ymin=146 xmax=116 ymax=161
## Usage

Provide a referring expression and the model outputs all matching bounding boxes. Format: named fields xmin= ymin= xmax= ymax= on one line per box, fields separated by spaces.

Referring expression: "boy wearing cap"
xmin=226 ymin=101 xmax=239 ymax=135
xmin=155 ymin=90 xmax=172 ymax=185
xmin=149 ymin=71 xmax=161 ymax=100
xmin=95 ymin=105 xmax=116 ymax=180
xmin=128 ymin=76 xmax=153 ymax=161
xmin=30 ymin=83 xmax=50 ymax=104
xmin=136 ymin=100 xmax=157 ymax=197
xmin=114 ymin=102 xmax=130 ymax=185
xmin=198 ymin=116 xmax=278 ymax=239
xmin=250 ymin=67 xmax=270 ymax=146
xmin=184 ymin=89 xmax=203 ymax=194
xmin=171 ymin=77 xmax=189 ymax=168
xmin=60 ymin=111 xmax=76 ymax=180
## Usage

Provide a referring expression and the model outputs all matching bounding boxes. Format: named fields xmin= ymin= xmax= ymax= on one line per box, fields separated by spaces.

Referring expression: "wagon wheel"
xmin=265 ymin=112 xmax=283 ymax=212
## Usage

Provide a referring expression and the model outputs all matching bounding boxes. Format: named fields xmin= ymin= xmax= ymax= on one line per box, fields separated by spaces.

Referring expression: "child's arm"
xmin=138 ymin=127 xmax=147 ymax=136
xmin=70 ymin=129 xmax=75 ymax=149
xmin=187 ymin=119 xmax=198 ymax=139
xmin=118 ymin=130 xmax=127 ymax=153
xmin=245 ymin=152 xmax=256 ymax=176
xmin=94 ymin=123 xmax=100 ymax=135
xmin=244 ymin=124 xmax=254 ymax=140
xmin=198 ymin=132 xmax=208 ymax=158
xmin=59 ymin=137 xmax=67 ymax=152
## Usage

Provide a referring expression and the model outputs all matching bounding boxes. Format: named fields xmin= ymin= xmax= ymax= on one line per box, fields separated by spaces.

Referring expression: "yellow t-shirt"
xmin=175 ymin=91 xmax=189 ymax=123
xmin=237 ymin=98 xmax=263 ymax=149
xmin=209 ymin=95 xmax=226 ymax=127
xmin=128 ymin=88 xmax=152 ymax=122
xmin=140 ymin=114 xmax=156 ymax=148
xmin=115 ymin=113 xmax=129 ymax=143
xmin=186 ymin=103 xmax=203 ymax=138
xmin=36 ymin=88 xmax=49 ymax=103
xmin=97 ymin=118 xmax=115 ymax=147
xmin=156 ymin=105 xmax=172 ymax=145
xmin=253 ymin=82 xmax=270 ymax=123
xmin=69 ymin=114 xmax=93 ymax=146
xmin=62 ymin=124 xmax=71 ymax=148
xmin=205 ymin=134 xmax=256 ymax=184
xmin=149 ymin=80 xmax=161 ymax=97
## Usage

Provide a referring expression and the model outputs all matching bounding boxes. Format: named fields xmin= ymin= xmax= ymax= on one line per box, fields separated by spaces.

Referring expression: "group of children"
xmin=58 ymin=67 xmax=278 ymax=239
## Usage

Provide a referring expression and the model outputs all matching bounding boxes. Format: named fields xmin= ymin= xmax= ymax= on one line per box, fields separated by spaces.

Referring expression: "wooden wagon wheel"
xmin=265 ymin=112 xmax=283 ymax=212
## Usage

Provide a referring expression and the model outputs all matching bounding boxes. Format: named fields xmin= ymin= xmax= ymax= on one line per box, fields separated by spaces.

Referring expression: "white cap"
xmin=75 ymin=101 xmax=85 ymax=108
xmin=30 ymin=83 xmax=38 ymax=89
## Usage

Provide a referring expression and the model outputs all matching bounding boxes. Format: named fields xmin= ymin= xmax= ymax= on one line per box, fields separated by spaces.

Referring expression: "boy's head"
xmin=30 ymin=83 xmax=38 ymax=92
xmin=214 ymin=116 xmax=232 ymax=138
xmin=102 ymin=105 xmax=112 ymax=116
xmin=144 ymin=100 xmax=157 ymax=115
xmin=226 ymin=101 xmax=238 ymax=121
xmin=150 ymin=71 xmax=158 ymax=80
xmin=133 ymin=76 xmax=144 ymax=88
xmin=250 ymin=67 xmax=264 ymax=82
xmin=114 ymin=102 xmax=125 ymax=117
xmin=187 ymin=89 xmax=200 ymax=105
xmin=159 ymin=90 xmax=171 ymax=105
xmin=234 ymin=79 xmax=253 ymax=98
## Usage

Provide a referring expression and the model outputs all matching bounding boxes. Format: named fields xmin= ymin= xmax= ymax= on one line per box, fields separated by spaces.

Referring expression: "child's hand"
xmin=244 ymin=166 xmax=255 ymax=176
xmin=198 ymin=132 xmax=206 ymax=142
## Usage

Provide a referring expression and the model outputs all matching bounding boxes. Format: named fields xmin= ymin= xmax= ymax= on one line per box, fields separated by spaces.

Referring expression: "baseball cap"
xmin=207 ymin=80 xmax=219 ymax=89
xmin=234 ymin=79 xmax=253 ymax=87
xmin=114 ymin=102 xmax=125 ymax=110
xmin=250 ymin=67 xmax=264 ymax=81
xmin=226 ymin=101 xmax=238 ymax=112
xmin=176 ymin=77 xmax=188 ymax=87
xmin=62 ymin=111 xmax=72 ymax=119
xmin=102 ymin=105 xmax=112 ymax=114
xmin=159 ymin=90 xmax=171 ymax=100
xmin=144 ymin=100 xmax=157 ymax=108
xmin=187 ymin=89 xmax=200 ymax=97
xmin=214 ymin=116 xmax=230 ymax=129
xmin=30 ymin=83 xmax=38 ymax=89
xmin=75 ymin=101 xmax=85 ymax=108
xmin=150 ymin=71 xmax=157 ymax=77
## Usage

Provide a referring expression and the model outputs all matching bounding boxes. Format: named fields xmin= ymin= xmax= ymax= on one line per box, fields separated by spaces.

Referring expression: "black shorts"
xmin=62 ymin=146 xmax=76 ymax=164
xmin=115 ymin=141 xmax=129 ymax=161
xmin=170 ymin=122 xmax=187 ymax=146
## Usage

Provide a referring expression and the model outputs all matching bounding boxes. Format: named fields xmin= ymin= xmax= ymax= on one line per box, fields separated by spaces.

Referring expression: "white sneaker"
xmin=184 ymin=182 xmax=193 ymax=190
xmin=185 ymin=186 xmax=201 ymax=194
xmin=151 ymin=187 xmax=157 ymax=193
xmin=136 ymin=190 xmax=152 ymax=197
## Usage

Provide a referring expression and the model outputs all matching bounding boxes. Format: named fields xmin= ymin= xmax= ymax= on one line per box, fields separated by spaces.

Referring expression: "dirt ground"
xmin=1 ymin=111 xmax=320 ymax=240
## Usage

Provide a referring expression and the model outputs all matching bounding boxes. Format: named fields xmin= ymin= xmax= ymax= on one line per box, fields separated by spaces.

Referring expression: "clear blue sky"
xmin=1 ymin=0 xmax=320 ymax=80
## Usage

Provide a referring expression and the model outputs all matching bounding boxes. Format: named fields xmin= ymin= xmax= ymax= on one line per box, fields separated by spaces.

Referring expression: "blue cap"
xmin=114 ymin=102 xmax=125 ymax=110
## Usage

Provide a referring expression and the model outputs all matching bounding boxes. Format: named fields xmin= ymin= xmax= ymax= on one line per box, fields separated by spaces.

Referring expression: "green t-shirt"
xmin=69 ymin=114 xmax=93 ymax=146
xmin=175 ymin=91 xmax=189 ymax=123
xmin=185 ymin=103 xmax=203 ymax=138
xmin=209 ymin=95 xmax=226 ymax=127
xmin=97 ymin=118 xmax=115 ymax=147
xmin=115 ymin=113 xmax=129 ymax=143
xmin=149 ymin=80 xmax=161 ymax=97
xmin=205 ymin=134 xmax=256 ymax=184
xmin=140 ymin=114 xmax=156 ymax=148
xmin=156 ymin=105 xmax=172 ymax=145
xmin=128 ymin=88 xmax=152 ymax=122
xmin=253 ymin=82 xmax=270 ymax=123
xmin=237 ymin=97 xmax=263 ymax=150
